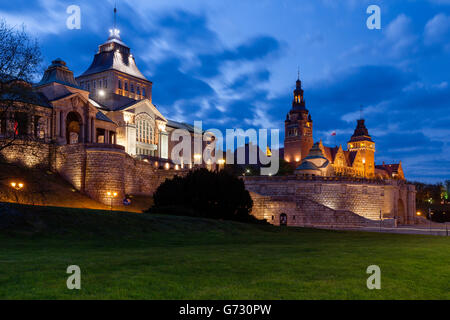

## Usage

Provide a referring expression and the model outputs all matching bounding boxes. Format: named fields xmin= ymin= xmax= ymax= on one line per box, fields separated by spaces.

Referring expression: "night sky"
xmin=1 ymin=0 xmax=449 ymax=183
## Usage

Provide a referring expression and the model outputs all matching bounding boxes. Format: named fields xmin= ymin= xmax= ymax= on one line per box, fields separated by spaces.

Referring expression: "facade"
xmin=284 ymin=76 xmax=404 ymax=180
xmin=0 ymin=26 xmax=215 ymax=206
xmin=244 ymin=74 xmax=415 ymax=227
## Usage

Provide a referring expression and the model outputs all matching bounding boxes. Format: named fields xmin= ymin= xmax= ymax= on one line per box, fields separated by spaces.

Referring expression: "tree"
xmin=149 ymin=168 xmax=258 ymax=223
xmin=0 ymin=19 xmax=42 ymax=153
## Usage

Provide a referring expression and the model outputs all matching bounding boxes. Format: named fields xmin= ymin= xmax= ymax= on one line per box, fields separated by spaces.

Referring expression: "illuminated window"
xmin=136 ymin=118 xmax=154 ymax=144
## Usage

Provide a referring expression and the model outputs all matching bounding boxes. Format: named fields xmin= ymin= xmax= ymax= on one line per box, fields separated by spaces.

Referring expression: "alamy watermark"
xmin=366 ymin=5 xmax=381 ymax=30
xmin=170 ymin=121 xmax=280 ymax=176
xmin=366 ymin=265 xmax=381 ymax=289
xmin=66 ymin=265 xmax=81 ymax=290
xmin=66 ymin=5 xmax=81 ymax=30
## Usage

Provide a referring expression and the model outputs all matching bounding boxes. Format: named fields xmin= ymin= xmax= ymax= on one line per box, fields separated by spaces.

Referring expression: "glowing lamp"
xmin=99 ymin=90 xmax=105 ymax=97
xmin=416 ymin=211 xmax=421 ymax=216
xmin=217 ymin=159 xmax=225 ymax=165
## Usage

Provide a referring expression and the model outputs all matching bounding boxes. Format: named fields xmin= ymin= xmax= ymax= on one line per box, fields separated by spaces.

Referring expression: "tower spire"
xmin=297 ymin=66 xmax=300 ymax=81
xmin=114 ymin=1 xmax=117 ymax=30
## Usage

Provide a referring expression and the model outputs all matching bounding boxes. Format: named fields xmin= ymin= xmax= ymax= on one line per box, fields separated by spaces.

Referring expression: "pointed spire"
xmin=114 ymin=2 xmax=117 ymax=30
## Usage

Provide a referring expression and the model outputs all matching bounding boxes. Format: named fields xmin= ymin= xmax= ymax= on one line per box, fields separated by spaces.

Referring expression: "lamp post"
xmin=362 ymin=158 xmax=366 ymax=179
xmin=10 ymin=181 xmax=24 ymax=203
xmin=107 ymin=191 xmax=118 ymax=212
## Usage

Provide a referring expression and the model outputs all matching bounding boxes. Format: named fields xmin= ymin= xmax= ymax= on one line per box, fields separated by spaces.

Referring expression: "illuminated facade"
xmin=284 ymin=76 xmax=405 ymax=180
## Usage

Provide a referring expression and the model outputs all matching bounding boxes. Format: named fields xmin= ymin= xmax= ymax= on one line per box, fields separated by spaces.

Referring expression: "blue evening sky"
xmin=1 ymin=0 xmax=449 ymax=183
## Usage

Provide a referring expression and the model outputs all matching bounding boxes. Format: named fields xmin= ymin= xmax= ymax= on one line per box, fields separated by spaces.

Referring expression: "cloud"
xmin=382 ymin=14 xmax=418 ymax=59
xmin=424 ymin=13 xmax=450 ymax=46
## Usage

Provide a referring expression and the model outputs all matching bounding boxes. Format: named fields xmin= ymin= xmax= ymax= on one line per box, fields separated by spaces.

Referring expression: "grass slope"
xmin=0 ymin=204 xmax=449 ymax=300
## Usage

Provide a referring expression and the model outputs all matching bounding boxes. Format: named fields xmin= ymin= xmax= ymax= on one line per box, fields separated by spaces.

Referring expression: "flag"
xmin=331 ymin=131 xmax=336 ymax=136
xmin=14 ymin=121 xmax=19 ymax=135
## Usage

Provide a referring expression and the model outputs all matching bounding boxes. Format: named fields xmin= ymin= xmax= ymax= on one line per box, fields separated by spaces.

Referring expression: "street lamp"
xmin=10 ymin=182 xmax=24 ymax=190
xmin=10 ymin=181 xmax=24 ymax=203
xmin=107 ymin=191 xmax=118 ymax=211
xmin=362 ymin=158 xmax=366 ymax=178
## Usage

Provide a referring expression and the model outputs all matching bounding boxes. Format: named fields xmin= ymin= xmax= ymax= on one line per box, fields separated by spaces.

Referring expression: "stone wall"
xmin=245 ymin=176 xmax=417 ymax=226
xmin=1 ymin=141 xmax=186 ymax=206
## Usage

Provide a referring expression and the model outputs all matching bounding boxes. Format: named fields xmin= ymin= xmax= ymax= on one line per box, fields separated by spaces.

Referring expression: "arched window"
xmin=136 ymin=117 xmax=154 ymax=144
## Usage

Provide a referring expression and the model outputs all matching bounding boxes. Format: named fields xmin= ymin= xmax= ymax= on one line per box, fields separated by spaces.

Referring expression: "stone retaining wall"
xmin=245 ymin=176 xmax=417 ymax=226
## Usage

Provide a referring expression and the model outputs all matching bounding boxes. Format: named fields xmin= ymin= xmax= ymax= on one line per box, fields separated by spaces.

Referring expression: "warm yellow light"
xmin=218 ymin=159 xmax=225 ymax=165
xmin=123 ymin=113 xmax=132 ymax=123
xmin=107 ymin=192 xmax=112 ymax=196
xmin=194 ymin=154 xmax=202 ymax=160
xmin=295 ymin=157 xmax=300 ymax=162
xmin=11 ymin=182 xmax=16 ymax=188
xmin=113 ymin=192 xmax=118 ymax=197
xmin=18 ymin=183 xmax=23 ymax=188
xmin=416 ymin=211 xmax=421 ymax=216
xmin=175 ymin=164 xmax=179 ymax=170
xmin=165 ymin=163 xmax=170 ymax=169
xmin=362 ymin=158 xmax=366 ymax=164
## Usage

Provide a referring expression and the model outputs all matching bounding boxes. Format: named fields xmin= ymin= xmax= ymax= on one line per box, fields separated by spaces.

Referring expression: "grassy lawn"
xmin=0 ymin=204 xmax=449 ymax=300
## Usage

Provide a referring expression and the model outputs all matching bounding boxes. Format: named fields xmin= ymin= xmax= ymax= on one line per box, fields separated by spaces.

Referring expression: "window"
xmin=125 ymin=82 xmax=128 ymax=91
xmin=118 ymin=79 xmax=122 ymax=89
xmin=142 ymin=87 xmax=146 ymax=97
xmin=93 ymin=81 xmax=96 ymax=89
xmin=104 ymin=79 xmax=107 ymax=88
xmin=87 ymin=83 xmax=90 ymax=90
xmin=137 ymin=87 xmax=141 ymax=95
xmin=136 ymin=118 xmax=154 ymax=144
xmin=131 ymin=84 xmax=134 ymax=93
xmin=80 ymin=81 xmax=84 ymax=89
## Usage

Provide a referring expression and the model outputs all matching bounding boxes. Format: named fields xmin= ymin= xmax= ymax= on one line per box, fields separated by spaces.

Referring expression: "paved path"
xmin=315 ymin=224 xmax=450 ymax=236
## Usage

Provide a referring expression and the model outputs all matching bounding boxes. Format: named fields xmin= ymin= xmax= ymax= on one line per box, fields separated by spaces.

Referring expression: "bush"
xmin=148 ymin=168 xmax=258 ymax=223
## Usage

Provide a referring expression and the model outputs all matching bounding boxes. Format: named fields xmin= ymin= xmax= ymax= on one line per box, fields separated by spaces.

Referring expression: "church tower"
xmin=347 ymin=118 xmax=375 ymax=177
xmin=284 ymin=74 xmax=313 ymax=163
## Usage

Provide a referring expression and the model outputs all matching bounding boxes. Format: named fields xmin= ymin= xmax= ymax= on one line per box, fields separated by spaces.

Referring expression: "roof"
xmin=89 ymin=93 xmax=137 ymax=111
xmin=166 ymin=120 xmax=196 ymax=133
xmin=95 ymin=111 xmax=114 ymax=123
xmin=78 ymin=35 xmax=149 ymax=81
xmin=375 ymin=163 xmax=401 ymax=176
xmin=304 ymin=142 xmax=328 ymax=161
xmin=35 ymin=59 xmax=81 ymax=89
xmin=349 ymin=119 xmax=373 ymax=142
xmin=0 ymin=83 xmax=52 ymax=109
xmin=296 ymin=161 xmax=320 ymax=171
xmin=322 ymin=145 xmax=339 ymax=163
xmin=344 ymin=150 xmax=358 ymax=167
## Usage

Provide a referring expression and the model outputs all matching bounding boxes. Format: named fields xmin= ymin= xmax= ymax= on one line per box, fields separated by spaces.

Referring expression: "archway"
xmin=66 ymin=112 xmax=82 ymax=144
xmin=280 ymin=213 xmax=287 ymax=226
xmin=397 ymin=199 xmax=406 ymax=224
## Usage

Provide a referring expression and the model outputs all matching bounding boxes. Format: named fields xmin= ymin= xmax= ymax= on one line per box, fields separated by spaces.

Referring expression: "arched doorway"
xmin=280 ymin=213 xmax=287 ymax=226
xmin=66 ymin=112 xmax=82 ymax=144
xmin=397 ymin=199 xmax=406 ymax=224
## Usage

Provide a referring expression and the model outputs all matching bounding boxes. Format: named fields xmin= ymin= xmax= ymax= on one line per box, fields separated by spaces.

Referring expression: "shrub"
xmin=149 ymin=168 xmax=258 ymax=222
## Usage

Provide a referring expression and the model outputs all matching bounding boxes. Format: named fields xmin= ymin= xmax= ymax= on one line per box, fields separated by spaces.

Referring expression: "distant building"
xmin=283 ymin=75 xmax=404 ymax=180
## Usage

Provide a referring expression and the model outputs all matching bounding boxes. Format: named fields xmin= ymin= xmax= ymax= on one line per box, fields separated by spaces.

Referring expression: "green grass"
xmin=0 ymin=204 xmax=449 ymax=300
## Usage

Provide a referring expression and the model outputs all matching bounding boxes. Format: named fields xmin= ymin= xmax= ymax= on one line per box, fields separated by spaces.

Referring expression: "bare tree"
xmin=0 ymin=19 xmax=42 ymax=153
